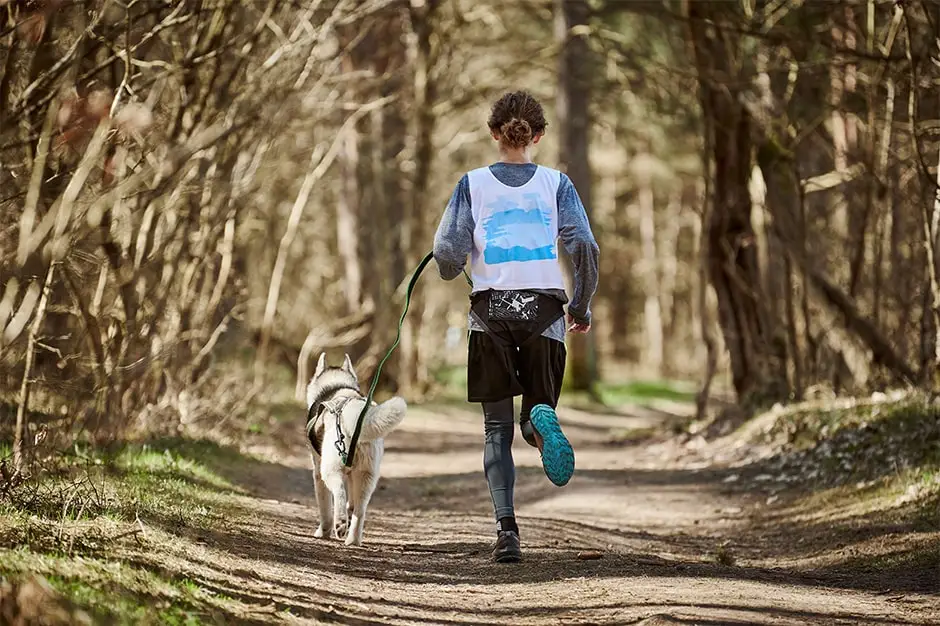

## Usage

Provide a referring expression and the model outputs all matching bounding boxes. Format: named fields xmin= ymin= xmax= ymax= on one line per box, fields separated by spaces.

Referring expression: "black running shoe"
xmin=492 ymin=530 xmax=522 ymax=563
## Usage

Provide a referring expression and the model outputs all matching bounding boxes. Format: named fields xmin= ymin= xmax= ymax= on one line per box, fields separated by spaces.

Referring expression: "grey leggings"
xmin=483 ymin=398 xmax=516 ymax=521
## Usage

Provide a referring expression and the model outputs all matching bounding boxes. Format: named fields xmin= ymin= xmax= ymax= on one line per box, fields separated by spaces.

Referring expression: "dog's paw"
xmin=344 ymin=533 xmax=362 ymax=547
xmin=314 ymin=525 xmax=326 ymax=539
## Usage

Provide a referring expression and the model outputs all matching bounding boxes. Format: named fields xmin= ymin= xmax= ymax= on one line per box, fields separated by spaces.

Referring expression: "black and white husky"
xmin=304 ymin=352 xmax=407 ymax=546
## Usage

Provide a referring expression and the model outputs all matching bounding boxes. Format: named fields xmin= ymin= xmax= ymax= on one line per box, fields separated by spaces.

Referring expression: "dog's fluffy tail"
xmin=357 ymin=396 xmax=407 ymax=442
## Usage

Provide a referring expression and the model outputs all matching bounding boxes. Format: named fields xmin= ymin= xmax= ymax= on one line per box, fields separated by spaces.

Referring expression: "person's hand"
xmin=566 ymin=314 xmax=591 ymax=334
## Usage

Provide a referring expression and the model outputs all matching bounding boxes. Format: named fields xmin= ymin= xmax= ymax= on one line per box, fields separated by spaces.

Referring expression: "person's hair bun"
xmin=500 ymin=118 xmax=532 ymax=149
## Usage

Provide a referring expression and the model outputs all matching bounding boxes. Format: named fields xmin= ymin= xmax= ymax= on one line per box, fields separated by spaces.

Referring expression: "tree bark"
xmin=609 ymin=191 xmax=634 ymax=361
xmin=381 ymin=12 xmax=408 ymax=392
xmin=688 ymin=2 xmax=788 ymax=407
xmin=694 ymin=178 xmax=719 ymax=421
xmin=354 ymin=7 xmax=410 ymax=390
xmin=555 ymin=0 xmax=599 ymax=393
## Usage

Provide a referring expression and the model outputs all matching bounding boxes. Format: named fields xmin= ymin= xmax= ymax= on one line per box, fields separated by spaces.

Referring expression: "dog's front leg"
xmin=345 ymin=470 xmax=379 ymax=546
xmin=324 ymin=472 xmax=348 ymax=540
xmin=333 ymin=473 xmax=352 ymax=539
xmin=311 ymin=453 xmax=333 ymax=539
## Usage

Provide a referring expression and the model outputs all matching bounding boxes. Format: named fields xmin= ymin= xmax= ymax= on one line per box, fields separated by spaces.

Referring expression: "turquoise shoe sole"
xmin=529 ymin=404 xmax=574 ymax=486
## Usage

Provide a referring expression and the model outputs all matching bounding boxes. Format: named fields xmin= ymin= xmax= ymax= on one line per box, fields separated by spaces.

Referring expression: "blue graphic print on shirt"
xmin=481 ymin=193 xmax=557 ymax=265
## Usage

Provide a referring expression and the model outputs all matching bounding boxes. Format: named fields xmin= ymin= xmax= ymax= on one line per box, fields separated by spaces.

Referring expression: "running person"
xmin=432 ymin=90 xmax=599 ymax=563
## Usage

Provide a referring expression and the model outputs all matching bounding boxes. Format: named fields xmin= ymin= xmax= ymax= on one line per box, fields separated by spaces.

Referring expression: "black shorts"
xmin=466 ymin=291 xmax=567 ymax=413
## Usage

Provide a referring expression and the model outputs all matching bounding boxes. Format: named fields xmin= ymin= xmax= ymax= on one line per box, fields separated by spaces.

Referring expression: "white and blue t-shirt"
xmin=433 ymin=162 xmax=599 ymax=343
xmin=467 ymin=164 xmax=567 ymax=294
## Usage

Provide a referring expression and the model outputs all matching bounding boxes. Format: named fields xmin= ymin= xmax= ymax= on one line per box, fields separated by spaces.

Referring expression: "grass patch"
xmin=430 ymin=367 xmax=699 ymax=417
xmin=561 ymin=378 xmax=697 ymax=412
xmin=598 ymin=380 xmax=696 ymax=406
xmin=749 ymin=394 xmax=940 ymax=530
xmin=0 ymin=550 xmax=243 ymax=625
xmin=427 ymin=365 xmax=471 ymax=406
xmin=0 ymin=438 xmax=272 ymax=624
xmin=761 ymin=397 xmax=940 ymax=478
xmin=432 ymin=364 xmax=468 ymax=390
xmin=0 ymin=439 xmax=248 ymax=549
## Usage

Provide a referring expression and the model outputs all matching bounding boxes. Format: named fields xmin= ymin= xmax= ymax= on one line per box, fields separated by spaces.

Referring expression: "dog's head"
xmin=306 ymin=352 xmax=359 ymax=406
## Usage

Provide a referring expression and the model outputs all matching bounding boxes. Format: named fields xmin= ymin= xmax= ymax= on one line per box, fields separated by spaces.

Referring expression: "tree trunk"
xmin=399 ymin=0 xmax=440 ymax=396
xmin=688 ymin=2 xmax=788 ymax=407
xmin=911 ymin=7 xmax=940 ymax=384
xmin=637 ymin=172 xmax=663 ymax=375
xmin=356 ymin=7 xmax=409 ymax=390
xmin=381 ymin=14 xmax=408 ymax=392
xmin=609 ymin=191 xmax=633 ymax=361
xmin=555 ymin=0 xmax=599 ymax=393
xmin=694 ymin=179 xmax=719 ymax=421
xmin=337 ymin=127 xmax=362 ymax=315
xmin=757 ymin=131 xmax=917 ymax=386
xmin=659 ymin=189 xmax=683 ymax=369
xmin=827 ymin=13 xmax=851 ymax=249
xmin=13 ymin=263 xmax=56 ymax=476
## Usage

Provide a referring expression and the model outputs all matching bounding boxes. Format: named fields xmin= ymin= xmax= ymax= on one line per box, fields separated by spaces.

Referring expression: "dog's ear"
xmin=342 ymin=353 xmax=355 ymax=374
xmin=314 ymin=352 xmax=327 ymax=378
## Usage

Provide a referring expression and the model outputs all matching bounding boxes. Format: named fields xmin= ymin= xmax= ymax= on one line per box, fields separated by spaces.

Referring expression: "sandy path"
xmin=154 ymin=403 xmax=938 ymax=625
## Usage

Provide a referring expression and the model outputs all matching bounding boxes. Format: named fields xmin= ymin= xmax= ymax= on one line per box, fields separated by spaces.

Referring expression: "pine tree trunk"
xmin=555 ymin=0 xmax=599 ymax=393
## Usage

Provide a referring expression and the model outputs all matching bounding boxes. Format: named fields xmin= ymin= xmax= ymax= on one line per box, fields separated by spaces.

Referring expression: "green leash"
xmin=342 ymin=251 xmax=471 ymax=467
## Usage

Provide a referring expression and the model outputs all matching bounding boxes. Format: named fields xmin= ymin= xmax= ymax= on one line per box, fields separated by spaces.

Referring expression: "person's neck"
xmin=497 ymin=146 xmax=532 ymax=164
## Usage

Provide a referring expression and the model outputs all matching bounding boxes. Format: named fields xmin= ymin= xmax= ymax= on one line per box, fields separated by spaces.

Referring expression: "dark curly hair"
xmin=487 ymin=90 xmax=547 ymax=150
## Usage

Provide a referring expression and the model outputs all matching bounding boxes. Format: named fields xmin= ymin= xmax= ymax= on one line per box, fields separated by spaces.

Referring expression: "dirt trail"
xmin=152 ymin=403 xmax=938 ymax=625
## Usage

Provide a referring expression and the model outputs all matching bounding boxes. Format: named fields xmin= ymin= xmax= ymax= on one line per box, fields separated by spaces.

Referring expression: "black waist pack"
xmin=469 ymin=289 xmax=564 ymax=347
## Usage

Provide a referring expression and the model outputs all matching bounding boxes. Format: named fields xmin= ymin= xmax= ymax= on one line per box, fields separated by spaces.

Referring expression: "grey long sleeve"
xmin=432 ymin=174 xmax=474 ymax=281
xmin=556 ymin=173 xmax=599 ymax=325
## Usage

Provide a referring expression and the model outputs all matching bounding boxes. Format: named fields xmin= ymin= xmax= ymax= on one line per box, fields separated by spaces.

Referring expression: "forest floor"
xmin=2 ymin=380 xmax=940 ymax=625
